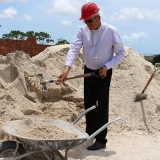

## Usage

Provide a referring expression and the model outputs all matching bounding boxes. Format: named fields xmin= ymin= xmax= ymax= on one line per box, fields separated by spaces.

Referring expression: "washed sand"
xmin=0 ymin=44 xmax=160 ymax=160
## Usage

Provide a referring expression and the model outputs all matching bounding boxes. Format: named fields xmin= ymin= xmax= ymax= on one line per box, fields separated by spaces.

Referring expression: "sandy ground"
xmin=24 ymin=131 xmax=160 ymax=160
xmin=68 ymin=131 xmax=160 ymax=160
xmin=0 ymin=44 xmax=160 ymax=160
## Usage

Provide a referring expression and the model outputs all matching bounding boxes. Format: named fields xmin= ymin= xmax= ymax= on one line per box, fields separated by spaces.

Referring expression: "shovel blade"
xmin=135 ymin=93 xmax=147 ymax=101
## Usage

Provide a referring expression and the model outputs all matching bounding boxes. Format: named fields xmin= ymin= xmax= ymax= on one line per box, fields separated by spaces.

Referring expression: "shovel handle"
xmin=66 ymin=73 xmax=92 ymax=80
xmin=42 ymin=73 xmax=92 ymax=82
xmin=55 ymin=71 xmax=100 ymax=81
xmin=142 ymin=63 xmax=160 ymax=93
xmin=66 ymin=70 xmax=101 ymax=80
xmin=142 ymin=73 xmax=154 ymax=93
xmin=39 ymin=70 xmax=100 ymax=85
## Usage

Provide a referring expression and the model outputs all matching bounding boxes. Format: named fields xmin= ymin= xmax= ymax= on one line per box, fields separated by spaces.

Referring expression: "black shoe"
xmin=87 ymin=141 xmax=106 ymax=151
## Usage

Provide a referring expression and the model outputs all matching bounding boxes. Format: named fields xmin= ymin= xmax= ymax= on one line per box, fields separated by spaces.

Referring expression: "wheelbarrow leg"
xmin=42 ymin=151 xmax=51 ymax=160
xmin=52 ymin=150 xmax=65 ymax=160
xmin=64 ymin=149 xmax=69 ymax=160
xmin=14 ymin=140 xmax=19 ymax=156
xmin=52 ymin=151 xmax=56 ymax=160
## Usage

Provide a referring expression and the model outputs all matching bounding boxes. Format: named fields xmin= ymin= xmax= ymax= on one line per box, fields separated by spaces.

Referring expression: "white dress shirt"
xmin=65 ymin=22 xmax=125 ymax=70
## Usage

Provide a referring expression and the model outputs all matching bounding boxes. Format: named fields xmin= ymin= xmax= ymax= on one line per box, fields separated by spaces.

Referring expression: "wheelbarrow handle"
xmin=70 ymin=117 xmax=121 ymax=149
xmin=72 ymin=105 xmax=97 ymax=125
xmin=87 ymin=118 xmax=121 ymax=141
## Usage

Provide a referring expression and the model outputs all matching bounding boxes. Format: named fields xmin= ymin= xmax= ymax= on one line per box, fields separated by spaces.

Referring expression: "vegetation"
xmin=2 ymin=30 xmax=70 ymax=45
xmin=2 ymin=30 xmax=26 ymax=40
xmin=55 ymin=38 xmax=70 ymax=45
xmin=2 ymin=30 xmax=54 ymax=44
xmin=152 ymin=54 xmax=160 ymax=65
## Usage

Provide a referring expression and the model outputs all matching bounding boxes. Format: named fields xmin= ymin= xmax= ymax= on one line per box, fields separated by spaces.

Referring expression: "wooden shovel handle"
xmin=66 ymin=73 xmax=92 ymax=80
xmin=142 ymin=63 xmax=160 ymax=93
xmin=142 ymin=73 xmax=154 ymax=93
xmin=44 ymin=71 xmax=99 ymax=82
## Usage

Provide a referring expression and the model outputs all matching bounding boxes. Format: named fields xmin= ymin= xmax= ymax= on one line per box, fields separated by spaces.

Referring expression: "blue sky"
xmin=0 ymin=0 xmax=160 ymax=55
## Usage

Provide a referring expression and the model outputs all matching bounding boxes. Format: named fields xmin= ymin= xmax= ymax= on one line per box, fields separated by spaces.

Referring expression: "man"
xmin=58 ymin=2 xmax=125 ymax=150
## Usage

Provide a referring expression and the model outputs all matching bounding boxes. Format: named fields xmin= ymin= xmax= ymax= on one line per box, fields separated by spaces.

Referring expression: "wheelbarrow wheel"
xmin=0 ymin=141 xmax=26 ymax=160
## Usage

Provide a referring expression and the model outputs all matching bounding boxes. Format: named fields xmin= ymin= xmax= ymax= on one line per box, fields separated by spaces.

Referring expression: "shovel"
xmin=38 ymin=70 xmax=100 ymax=91
xmin=135 ymin=63 xmax=160 ymax=101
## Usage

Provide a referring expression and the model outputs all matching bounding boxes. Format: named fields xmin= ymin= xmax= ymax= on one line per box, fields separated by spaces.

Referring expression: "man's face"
xmin=84 ymin=15 xmax=100 ymax=30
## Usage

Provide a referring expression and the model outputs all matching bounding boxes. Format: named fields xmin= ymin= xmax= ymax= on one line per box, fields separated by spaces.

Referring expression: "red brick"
xmin=0 ymin=37 xmax=52 ymax=57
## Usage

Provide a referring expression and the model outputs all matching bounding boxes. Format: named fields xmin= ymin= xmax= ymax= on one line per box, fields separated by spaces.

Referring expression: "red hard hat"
xmin=79 ymin=2 xmax=100 ymax=20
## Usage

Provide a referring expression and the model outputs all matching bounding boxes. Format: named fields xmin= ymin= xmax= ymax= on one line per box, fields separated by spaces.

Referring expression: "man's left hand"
xmin=99 ymin=66 xmax=107 ymax=78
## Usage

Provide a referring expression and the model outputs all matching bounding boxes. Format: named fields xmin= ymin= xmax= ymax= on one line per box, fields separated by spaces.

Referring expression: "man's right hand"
xmin=57 ymin=65 xmax=71 ymax=83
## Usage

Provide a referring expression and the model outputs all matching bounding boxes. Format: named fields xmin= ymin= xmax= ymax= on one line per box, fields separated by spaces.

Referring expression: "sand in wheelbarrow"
xmin=17 ymin=122 xmax=78 ymax=139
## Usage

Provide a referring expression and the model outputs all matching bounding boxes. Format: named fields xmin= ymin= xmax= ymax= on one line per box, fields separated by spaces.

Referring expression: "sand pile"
xmin=0 ymin=44 xmax=159 ymax=159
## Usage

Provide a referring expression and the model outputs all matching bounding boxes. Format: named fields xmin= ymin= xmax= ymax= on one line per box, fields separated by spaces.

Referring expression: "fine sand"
xmin=0 ymin=44 xmax=160 ymax=160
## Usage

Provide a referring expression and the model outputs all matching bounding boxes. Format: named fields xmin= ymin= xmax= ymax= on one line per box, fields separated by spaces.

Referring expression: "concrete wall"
xmin=0 ymin=37 xmax=52 ymax=57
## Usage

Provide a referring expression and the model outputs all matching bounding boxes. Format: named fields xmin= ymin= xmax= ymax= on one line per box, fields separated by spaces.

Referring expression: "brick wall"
xmin=0 ymin=37 xmax=52 ymax=57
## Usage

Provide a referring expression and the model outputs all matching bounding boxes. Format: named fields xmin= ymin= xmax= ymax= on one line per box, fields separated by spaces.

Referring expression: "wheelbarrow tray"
xmin=2 ymin=119 xmax=88 ymax=151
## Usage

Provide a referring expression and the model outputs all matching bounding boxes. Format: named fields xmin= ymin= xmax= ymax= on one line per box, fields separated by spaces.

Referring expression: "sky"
xmin=0 ymin=0 xmax=160 ymax=55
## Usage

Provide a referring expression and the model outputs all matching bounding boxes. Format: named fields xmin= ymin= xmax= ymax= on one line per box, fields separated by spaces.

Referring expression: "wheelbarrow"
xmin=0 ymin=105 xmax=120 ymax=160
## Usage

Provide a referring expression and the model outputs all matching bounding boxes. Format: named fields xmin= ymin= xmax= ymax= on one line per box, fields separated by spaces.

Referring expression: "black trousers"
xmin=84 ymin=65 xmax=112 ymax=144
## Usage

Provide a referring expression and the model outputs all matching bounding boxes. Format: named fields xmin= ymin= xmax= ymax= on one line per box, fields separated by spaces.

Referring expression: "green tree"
xmin=35 ymin=32 xmax=54 ymax=44
xmin=26 ymin=31 xmax=35 ymax=38
xmin=152 ymin=54 xmax=160 ymax=65
xmin=2 ymin=30 xmax=26 ymax=40
xmin=55 ymin=38 xmax=70 ymax=45
xmin=2 ymin=30 xmax=54 ymax=44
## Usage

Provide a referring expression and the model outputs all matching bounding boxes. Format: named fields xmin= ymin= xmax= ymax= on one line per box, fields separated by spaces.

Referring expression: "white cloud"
xmin=122 ymin=32 xmax=149 ymax=41
xmin=20 ymin=14 xmax=32 ymax=21
xmin=61 ymin=20 xmax=72 ymax=26
xmin=0 ymin=6 xmax=17 ymax=19
xmin=47 ymin=0 xmax=88 ymax=15
xmin=109 ymin=7 xmax=160 ymax=23
xmin=110 ymin=8 xmax=144 ymax=20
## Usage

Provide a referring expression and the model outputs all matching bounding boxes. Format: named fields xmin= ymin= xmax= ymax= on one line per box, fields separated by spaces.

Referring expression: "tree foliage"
xmin=55 ymin=38 xmax=70 ymax=45
xmin=2 ymin=30 xmax=54 ymax=44
xmin=26 ymin=31 xmax=35 ymax=38
xmin=35 ymin=32 xmax=54 ymax=44
xmin=152 ymin=54 xmax=160 ymax=65
xmin=2 ymin=30 xmax=27 ymax=40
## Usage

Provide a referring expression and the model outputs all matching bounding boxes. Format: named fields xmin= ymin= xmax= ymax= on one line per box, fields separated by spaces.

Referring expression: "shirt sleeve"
xmin=65 ymin=28 xmax=83 ymax=67
xmin=104 ymin=31 xmax=125 ymax=69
